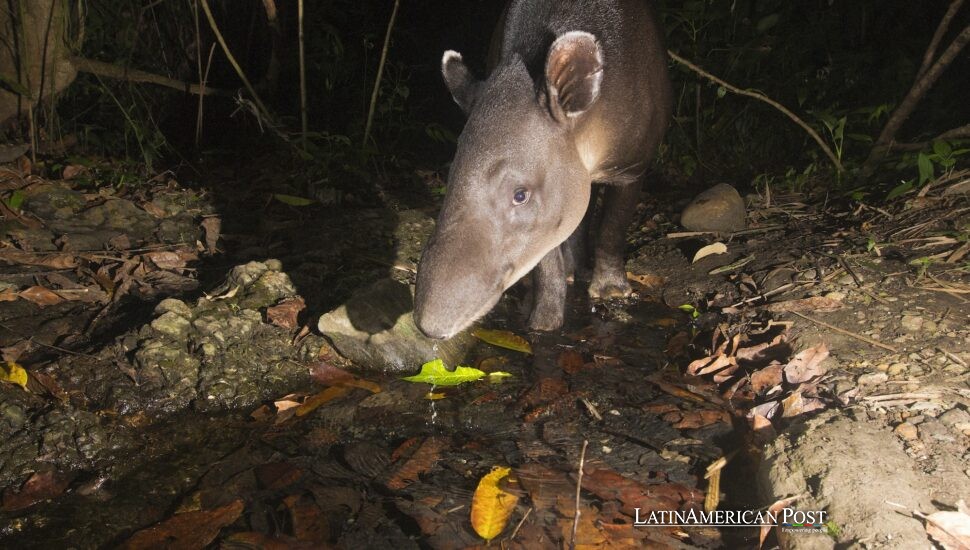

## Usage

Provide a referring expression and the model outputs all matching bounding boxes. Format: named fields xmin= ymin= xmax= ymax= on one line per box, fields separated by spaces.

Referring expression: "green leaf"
xmin=932 ymin=140 xmax=952 ymax=158
xmin=917 ymin=152 xmax=933 ymax=185
xmin=402 ymin=359 xmax=486 ymax=386
xmin=471 ymin=328 xmax=532 ymax=354
xmin=273 ymin=193 xmax=315 ymax=206
xmin=886 ymin=180 xmax=913 ymax=201
xmin=5 ymin=189 xmax=25 ymax=210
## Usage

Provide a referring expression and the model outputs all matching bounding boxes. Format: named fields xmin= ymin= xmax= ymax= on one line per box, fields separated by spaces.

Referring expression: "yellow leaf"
xmin=423 ymin=392 xmax=447 ymax=400
xmin=339 ymin=378 xmax=382 ymax=394
xmin=402 ymin=359 xmax=486 ymax=386
xmin=471 ymin=329 xmax=532 ymax=354
xmin=1 ymin=361 xmax=28 ymax=390
xmin=471 ymin=466 xmax=519 ymax=541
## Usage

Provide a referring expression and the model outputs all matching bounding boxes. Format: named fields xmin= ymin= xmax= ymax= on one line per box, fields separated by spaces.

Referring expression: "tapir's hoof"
xmin=588 ymin=275 xmax=632 ymax=300
xmin=528 ymin=307 xmax=564 ymax=332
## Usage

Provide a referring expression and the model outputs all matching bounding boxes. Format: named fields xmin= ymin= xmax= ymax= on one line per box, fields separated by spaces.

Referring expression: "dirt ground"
xmin=0 ymin=155 xmax=968 ymax=548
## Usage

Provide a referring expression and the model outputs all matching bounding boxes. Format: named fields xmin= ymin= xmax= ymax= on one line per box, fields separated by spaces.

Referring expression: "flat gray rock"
xmin=318 ymin=278 xmax=475 ymax=373
xmin=680 ymin=183 xmax=746 ymax=232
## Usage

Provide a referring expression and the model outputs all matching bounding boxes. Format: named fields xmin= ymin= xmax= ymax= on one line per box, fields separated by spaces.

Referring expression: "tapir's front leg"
xmin=529 ymin=246 xmax=567 ymax=331
xmin=589 ymin=179 xmax=642 ymax=299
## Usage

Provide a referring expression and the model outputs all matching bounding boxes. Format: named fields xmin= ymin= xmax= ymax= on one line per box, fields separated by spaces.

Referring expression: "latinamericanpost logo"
xmin=634 ymin=508 xmax=829 ymax=533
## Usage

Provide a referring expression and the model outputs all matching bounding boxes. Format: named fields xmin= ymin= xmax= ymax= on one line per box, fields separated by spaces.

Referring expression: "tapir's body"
xmin=415 ymin=0 xmax=671 ymax=339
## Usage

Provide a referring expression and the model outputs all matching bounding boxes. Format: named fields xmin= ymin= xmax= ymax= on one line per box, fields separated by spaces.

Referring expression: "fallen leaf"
xmin=273 ymin=194 xmax=315 ymax=206
xmin=693 ymin=242 xmax=728 ymax=263
xmin=1 ymin=361 xmax=28 ymax=390
xmin=283 ymin=494 xmax=330 ymax=543
xmin=687 ymin=354 xmax=737 ymax=377
xmin=784 ymin=343 xmax=829 ymax=384
xmin=557 ymin=350 xmax=585 ymax=374
xmin=1 ymin=470 xmax=73 ymax=511
xmin=470 ymin=466 xmax=520 ymax=541
xmin=471 ymin=328 xmax=532 ymax=354
xmin=0 ymin=288 xmax=18 ymax=302
xmin=309 ymin=361 xmax=354 ymax=385
xmin=18 ymin=286 xmax=64 ymax=306
xmin=62 ymin=164 xmax=86 ymax=180
xmin=750 ymin=364 xmax=784 ymax=395
xmin=780 ymin=392 xmax=827 ymax=418
xmin=145 ymin=250 xmax=188 ymax=270
xmin=671 ymin=409 xmax=730 ymax=430
xmin=925 ymin=508 xmax=970 ymax=550
xmin=515 ymin=463 xmax=573 ymax=512
xmin=582 ymin=469 xmax=699 ymax=516
xmin=385 ymin=437 xmax=448 ymax=490
xmin=120 ymin=499 xmax=244 ymax=549
xmin=760 ymin=494 xmax=803 ymax=548
xmin=402 ymin=359 xmax=487 ymax=387
xmin=295 ymin=386 xmax=350 ymax=417
xmin=267 ymin=297 xmax=306 ymax=330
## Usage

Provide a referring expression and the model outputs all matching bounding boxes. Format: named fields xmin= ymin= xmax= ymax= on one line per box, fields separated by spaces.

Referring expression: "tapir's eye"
xmin=512 ymin=187 xmax=531 ymax=206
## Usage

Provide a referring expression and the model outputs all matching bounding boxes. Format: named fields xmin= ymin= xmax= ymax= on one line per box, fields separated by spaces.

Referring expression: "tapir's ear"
xmin=545 ymin=31 xmax=604 ymax=121
xmin=442 ymin=50 xmax=481 ymax=115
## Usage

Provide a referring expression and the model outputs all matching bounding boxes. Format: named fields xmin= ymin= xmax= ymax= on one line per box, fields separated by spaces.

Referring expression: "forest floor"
xmin=0 ymin=153 xmax=968 ymax=549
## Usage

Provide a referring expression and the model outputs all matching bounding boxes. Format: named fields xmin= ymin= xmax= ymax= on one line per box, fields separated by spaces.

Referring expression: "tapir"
xmin=414 ymin=0 xmax=672 ymax=339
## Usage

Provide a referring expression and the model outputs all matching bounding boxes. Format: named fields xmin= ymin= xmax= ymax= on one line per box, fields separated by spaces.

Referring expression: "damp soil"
xmin=0 ymin=154 xmax=967 ymax=549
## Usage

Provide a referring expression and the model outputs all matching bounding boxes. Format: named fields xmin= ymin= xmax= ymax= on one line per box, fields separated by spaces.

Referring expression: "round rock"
xmin=680 ymin=183 xmax=746 ymax=233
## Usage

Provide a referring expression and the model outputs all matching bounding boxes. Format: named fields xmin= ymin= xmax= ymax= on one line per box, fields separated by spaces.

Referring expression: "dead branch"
xmin=888 ymin=123 xmax=970 ymax=152
xmin=667 ymin=50 xmax=844 ymax=173
xmin=71 ymin=56 xmax=231 ymax=97
xmin=863 ymin=1 xmax=970 ymax=174
xmin=918 ymin=0 xmax=965 ymax=78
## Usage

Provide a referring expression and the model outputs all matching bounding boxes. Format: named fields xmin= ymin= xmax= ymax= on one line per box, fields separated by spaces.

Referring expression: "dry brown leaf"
xmin=385 ymin=437 xmax=448 ymax=490
xmin=145 ymin=250 xmax=188 ymax=270
xmin=750 ymin=364 xmax=784 ymax=395
xmin=267 ymin=297 xmax=306 ymax=330
xmin=581 ymin=468 xmax=699 ymax=516
xmin=784 ymin=343 xmax=829 ymax=384
xmin=925 ymin=508 xmax=970 ymax=550
xmin=19 ymin=286 xmax=64 ymax=306
xmin=627 ymin=271 xmax=665 ymax=288
xmin=120 ymin=499 xmax=244 ymax=550
xmin=0 ymin=250 xmax=77 ymax=269
xmin=1 ymin=470 xmax=73 ymax=511
xmin=515 ymin=463 xmax=573 ymax=512
xmin=780 ymin=392 xmax=827 ymax=418
xmin=62 ymin=164 xmax=86 ymax=180
xmin=557 ymin=349 xmax=585 ymax=374
xmin=759 ymin=494 xmax=803 ymax=548
xmin=283 ymin=494 xmax=330 ymax=544
xmin=294 ymin=386 xmax=350 ymax=417
xmin=671 ymin=409 xmax=730 ymax=430
xmin=0 ymin=288 xmax=17 ymax=302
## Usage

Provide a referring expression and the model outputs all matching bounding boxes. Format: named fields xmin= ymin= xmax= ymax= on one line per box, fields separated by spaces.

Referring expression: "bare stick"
xmin=198 ymin=0 xmax=272 ymax=118
xmin=888 ymin=123 xmax=970 ymax=152
xmin=72 ymin=56 xmax=230 ymax=97
xmin=570 ymin=439 xmax=588 ymax=550
xmin=918 ymin=0 xmax=965 ymax=78
xmin=363 ymin=0 xmax=400 ymax=148
xmin=298 ymin=0 xmax=307 ymax=148
xmin=864 ymin=19 xmax=970 ymax=172
xmin=667 ymin=50 xmax=844 ymax=173
xmin=788 ymin=311 xmax=898 ymax=353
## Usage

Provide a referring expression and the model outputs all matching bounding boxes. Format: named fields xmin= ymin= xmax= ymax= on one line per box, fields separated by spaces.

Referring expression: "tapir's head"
xmin=414 ymin=31 xmax=604 ymax=339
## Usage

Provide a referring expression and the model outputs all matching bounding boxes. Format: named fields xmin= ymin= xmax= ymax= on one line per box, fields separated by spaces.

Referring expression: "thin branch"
xmin=888 ymin=123 xmax=970 ymax=152
xmin=198 ymin=0 xmax=272 ymax=119
xmin=298 ymin=0 xmax=307 ymax=147
xmin=667 ymin=50 xmax=844 ymax=173
xmin=71 ymin=56 xmax=231 ymax=97
xmin=918 ymin=0 xmax=965 ymax=79
xmin=864 ymin=21 xmax=970 ymax=172
xmin=363 ymin=0 xmax=400 ymax=148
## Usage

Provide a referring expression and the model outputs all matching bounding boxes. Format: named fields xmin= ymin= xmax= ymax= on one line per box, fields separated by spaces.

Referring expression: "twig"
xmin=889 ymin=122 xmax=970 ymax=152
xmin=918 ymin=0 xmax=965 ymax=78
xmin=298 ymin=0 xmax=308 ymax=148
xmin=667 ymin=50 xmax=844 ymax=173
xmin=198 ymin=0 xmax=272 ymax=118
xmin=788 ymin=310 xmax=898 ymax=353
xmin=570 ymin=440 xmax=588 ymax=550
xmin=939 ymin=348 xmax=968 ymax=368
xmin=863 ymin=7 xmax=970 ymax=173
xmin=363 ymin=0 xmax=400 ymax=148
xmin=0 ymin=323 xmax=102 ymax=360
xmin=71 ymin=56 xmax=230 ymax=97
xmin=508 ymin=507 xmax=532 ymax=542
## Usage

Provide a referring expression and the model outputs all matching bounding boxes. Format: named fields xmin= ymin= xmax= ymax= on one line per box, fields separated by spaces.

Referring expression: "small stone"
xmin=922 ymin=319 xmax=938 ymax=333
xmin=901 ymin=315 xmax=923 ymax=332
xmin=887 ymin=363 xmax=907 ymax=375
xmin=680 ymin=183 xmax=746 ymax=233
xmin=875 ymin=363 xmax=890 ymax=372
xmin=894 ymin=422 xmax=918 ymax=441
xmin=938 ymin=407 xmax=970 ymax=430
xmin=150 ymin=311 xmax=191 ymax=339
xmin=857 ymin=372 xmax=888 ymax=385
xmin=824 ymin=291 xmax=846 ymax=302
xmin=155 ymin=298 xmax=193 ymax=318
